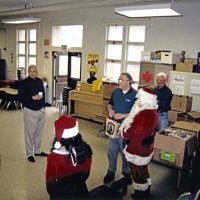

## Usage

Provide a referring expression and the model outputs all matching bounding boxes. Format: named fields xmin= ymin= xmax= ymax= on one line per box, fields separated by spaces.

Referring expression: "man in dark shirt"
xmin=87 ymin=71 xmax=97 ymax=84
xmin=18 ymin=65 xmax=47 ymax=162
xmin=153 ymin=72 xmax=172 ymax=131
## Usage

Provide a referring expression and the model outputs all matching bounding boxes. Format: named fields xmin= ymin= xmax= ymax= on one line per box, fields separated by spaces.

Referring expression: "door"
xmin=52 ymin=51 xmax=82 ymax=106
xmin=52 ymin=51 xmax=68 ymax=106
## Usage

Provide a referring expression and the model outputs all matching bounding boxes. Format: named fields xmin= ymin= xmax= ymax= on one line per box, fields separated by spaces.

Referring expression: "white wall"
xmin=0 ymin=0 xmax=200 ymax=103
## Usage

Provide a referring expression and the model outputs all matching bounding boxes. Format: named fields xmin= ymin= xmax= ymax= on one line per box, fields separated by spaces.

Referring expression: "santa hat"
xmin=54 ymin=115 xmax=79 ymax=149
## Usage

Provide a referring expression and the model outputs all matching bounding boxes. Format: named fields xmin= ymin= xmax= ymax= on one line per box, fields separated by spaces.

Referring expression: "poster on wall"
xmin=87 ymin=53 xmax=99 ymax=73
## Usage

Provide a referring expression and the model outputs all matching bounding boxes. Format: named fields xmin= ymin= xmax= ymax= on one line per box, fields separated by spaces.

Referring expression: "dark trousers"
xmin=129 ymin=162 xmax=150 ymax=191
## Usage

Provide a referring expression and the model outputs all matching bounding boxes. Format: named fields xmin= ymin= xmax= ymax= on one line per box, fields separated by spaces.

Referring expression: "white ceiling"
xmin=0 ymin=0 xmax=173 ymax=17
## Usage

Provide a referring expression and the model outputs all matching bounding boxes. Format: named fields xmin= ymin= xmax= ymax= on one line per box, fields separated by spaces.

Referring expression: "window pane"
xmin=52 ymin=25 xmax=83 ymax=47
xmin=127 ymin=45 xmax=144 ymax=62
xmin=128 ymin=26 xmax=145 ymax=42
xmin=29 ymin=29 xmax=36 ymax=41
xmin=127 ymin=64 xmax=140 ymax=83
xmin=18 ymin=30 xmax=25 ymax=41
xmin=107 ymin=26 xmax=123 ymax=41
xmin=29 ymin=57 xmax=36 ymax=66
xmin=71 ymin=56 xmax=81 ymax=79
xmin=107 ymin=44 xmax=122 ymax=60
xmin=19 ymin=43 xmax=25 ymax=54
xmin=19 ymin=56 xmax=25 ymax=68
xmin=106 ymin=62 xmax=121 ymax=81
xmin=29 ymin=43 xmax=36 ymax=55
xmin=59 ymin=55 xmax=68 ymax=75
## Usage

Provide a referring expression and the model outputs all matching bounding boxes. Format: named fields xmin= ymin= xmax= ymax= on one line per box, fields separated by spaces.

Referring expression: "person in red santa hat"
xmin=46 ymin=114 xmax=92 ymax=200
xmin=119 ymin=87 xmax=158 ymax=199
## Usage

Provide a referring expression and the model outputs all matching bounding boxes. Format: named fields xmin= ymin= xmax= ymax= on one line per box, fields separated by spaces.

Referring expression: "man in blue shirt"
xmin=103 ymin=73 xmax=137 ymax=186
xmin=153 ymin=72 xmax=172 ymax=131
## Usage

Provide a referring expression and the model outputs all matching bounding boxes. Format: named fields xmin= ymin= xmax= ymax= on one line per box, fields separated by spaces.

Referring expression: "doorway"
xmin=52 ymin=51 xmax=82 ymax=106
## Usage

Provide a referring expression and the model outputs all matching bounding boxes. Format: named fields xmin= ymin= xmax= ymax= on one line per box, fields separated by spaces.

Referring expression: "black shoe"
xmin=35 ymin=152 xmax=48 ymax=157
xmin=103 ymin=173 xmax=115 ymax=184
xmin=27 ymin=156 xmax=35 ymax=163
xmin=111 ymin=178 xmax=128 ymax=196
xmin=131 ymin=187 xmax=151 ymax=199
xmin=124 ymin=175 xmax=132 ymax=185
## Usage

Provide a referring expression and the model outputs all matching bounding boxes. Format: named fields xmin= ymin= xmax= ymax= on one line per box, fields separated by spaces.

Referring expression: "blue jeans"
xmin=107 ymin=136 xmax=130 ymax=176
xmin=157 ymin=112 xmax=169 ymax=131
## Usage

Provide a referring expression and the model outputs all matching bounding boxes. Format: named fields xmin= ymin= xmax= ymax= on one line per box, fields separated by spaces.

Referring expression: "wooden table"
xmin=0 ymin=87 xmax=19 ymax=110
xmin=0 ymin=87 xmax=18 ymax=95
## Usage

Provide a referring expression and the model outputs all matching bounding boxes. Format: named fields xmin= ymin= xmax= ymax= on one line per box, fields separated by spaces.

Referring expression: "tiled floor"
xmin=0 ymin=107 xmax=191 ymax=200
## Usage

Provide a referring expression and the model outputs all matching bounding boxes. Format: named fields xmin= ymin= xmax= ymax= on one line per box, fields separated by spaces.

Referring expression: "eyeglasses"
xmin=118 ymin=78 xmax=129 ymax=82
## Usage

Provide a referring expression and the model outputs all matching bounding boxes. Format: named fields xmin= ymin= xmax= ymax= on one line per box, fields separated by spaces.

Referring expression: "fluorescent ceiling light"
xmin=2 ymin=17 xmax=41 ymax=24
xmin=115 ymin=3 xmax=181 ymax=18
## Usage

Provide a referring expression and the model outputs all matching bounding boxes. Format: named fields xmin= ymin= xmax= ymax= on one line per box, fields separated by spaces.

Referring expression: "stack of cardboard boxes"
xmin=153 ymin=95 xmax=200 ymax=169
xmin=168 ymin=95 xmax=193 ymax=124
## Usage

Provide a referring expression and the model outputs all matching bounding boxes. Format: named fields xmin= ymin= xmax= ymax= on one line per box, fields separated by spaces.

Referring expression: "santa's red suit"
xmin=46 ymin=115 xmax=92 ymax=199
xmin=120 ymin=88 xmax=158 ymax=197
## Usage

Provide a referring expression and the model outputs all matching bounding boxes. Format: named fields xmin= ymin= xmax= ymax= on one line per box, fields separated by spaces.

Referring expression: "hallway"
xmin=0 ymin=107 xmax=191 ymax=200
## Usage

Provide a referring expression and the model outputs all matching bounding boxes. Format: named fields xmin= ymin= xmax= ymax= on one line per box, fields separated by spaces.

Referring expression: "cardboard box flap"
xmin=187 ymin=112 xmax=200 ymax=119
xmin=154 ymin=133 xmax=185 ymax=154
xmin=172 ymin=121 xmax=200 ymax=132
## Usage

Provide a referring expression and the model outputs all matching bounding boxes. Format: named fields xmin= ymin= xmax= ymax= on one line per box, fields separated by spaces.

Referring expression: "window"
xmin=58 ymin=55 xmax=68 ymax=76
xmin=52 ymin=25 xmax=83 ymax=47
xmin=105 ymin=25 xmax=145 ymax=85
xmin=16 ymin=29 xmax=37 ymax=76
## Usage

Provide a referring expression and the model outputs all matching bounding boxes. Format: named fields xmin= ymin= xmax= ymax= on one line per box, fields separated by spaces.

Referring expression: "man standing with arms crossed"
xmin=103 ymin=73 xmax=137 ymax=186
xmin=153 ymin=72 xmax=172 ymax=131
xmin=18 ymin=65 xmax=47 ymax=163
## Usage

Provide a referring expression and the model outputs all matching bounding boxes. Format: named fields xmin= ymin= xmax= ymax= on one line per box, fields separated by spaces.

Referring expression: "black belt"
xmin=157 ymin=110 xmax=167 ymax=113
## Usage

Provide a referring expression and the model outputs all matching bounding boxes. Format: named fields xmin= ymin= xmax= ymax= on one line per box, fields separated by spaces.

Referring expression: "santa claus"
xmin=46 ymin=115 xmax=92 ymax=199
xmin=119 ymin=87 xmax=158 ymax=199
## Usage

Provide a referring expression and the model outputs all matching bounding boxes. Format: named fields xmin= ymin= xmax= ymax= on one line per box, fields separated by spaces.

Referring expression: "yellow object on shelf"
xmin=92 ymin=79 xmax=102 ymax=92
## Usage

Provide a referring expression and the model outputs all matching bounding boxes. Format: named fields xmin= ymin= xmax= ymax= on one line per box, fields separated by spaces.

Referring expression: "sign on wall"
xmin=87 ymin=53 xmax=99 ymax=73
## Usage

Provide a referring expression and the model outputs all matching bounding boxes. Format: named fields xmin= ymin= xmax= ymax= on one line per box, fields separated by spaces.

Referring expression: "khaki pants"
xmin=23 ymin=107 xmax=45 ymax=157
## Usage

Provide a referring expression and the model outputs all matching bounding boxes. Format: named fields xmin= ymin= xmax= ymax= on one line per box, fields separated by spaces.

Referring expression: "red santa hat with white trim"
xmin=54 ymin=115 xmax=79 ymax=149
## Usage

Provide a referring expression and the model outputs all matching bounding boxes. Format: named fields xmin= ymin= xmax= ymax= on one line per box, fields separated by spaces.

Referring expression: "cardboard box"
xmin=185 ymin=58 xmax=197 ymax=65
xmin=153 ymin=122 xmax=198 ymax=168
xmin=171 ymin=121 xmax=200 ymax=139
xmin=161 ymin=52 xmax=181 ymax=64
xmin=141 ymin=51 xmax=154 ymax=62
xmin=102 ymin=99 xmax=109 ymax=116
xmin=139 ymin=62 xmax=174 ymax=85
xmin=168 ymin=110 xmax=182 ymax=123
xmin=170 ymin=95 xmax=193 ymax=112
xmin=154 ymin=52 xmax=161 ymax=59
xmin=102 ymin=81 xmax=117 ymax=99
xmin=177 ymin=112 xmax=200 ymax=123
xmin=80 ymin=82 xmax=102 ymax=94
xmin=175 ymin=63 xmax=197 ymax=72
